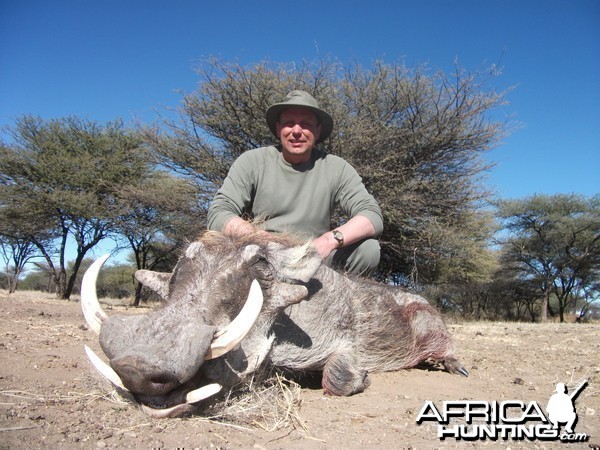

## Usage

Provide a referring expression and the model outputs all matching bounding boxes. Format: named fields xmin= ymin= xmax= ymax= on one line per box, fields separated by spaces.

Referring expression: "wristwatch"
xmin=332 ymin=230 xmax=344 ymax=247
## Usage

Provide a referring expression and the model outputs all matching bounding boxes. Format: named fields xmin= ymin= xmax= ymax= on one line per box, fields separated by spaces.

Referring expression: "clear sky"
xmin=1 ymin=0 xmax=599 ymax=200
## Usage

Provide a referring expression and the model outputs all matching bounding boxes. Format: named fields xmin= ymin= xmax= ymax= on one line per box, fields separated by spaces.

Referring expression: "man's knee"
xmin=329 ymin=238 xmax=380 ymax=276
xmin=350 ymin=238 xmax=380 ymax=274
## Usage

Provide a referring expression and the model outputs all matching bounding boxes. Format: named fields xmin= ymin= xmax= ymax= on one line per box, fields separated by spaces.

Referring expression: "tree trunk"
xmin=57 ymin=269 xmax=67 ymax=299
xmin=133 ymin=281 xmax=143 ymax=307
xmin=539 ymin=290 xmax=549 ymax=323
xmin=8 ymin=276 xmax=18 ymax=293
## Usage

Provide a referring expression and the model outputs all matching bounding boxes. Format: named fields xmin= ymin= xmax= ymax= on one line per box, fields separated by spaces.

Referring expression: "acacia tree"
xmin=146 ymin=58 xmax=510 ymax=284
xmin=0 ymin=116 xmax=148 ymax=299
xmin=496 ymin=194 xmax=600 ymax=322
xmin=113 ymin=172 xmax=204 ymax=304
xmin=0 ymin=235 xmax=37 ymax=293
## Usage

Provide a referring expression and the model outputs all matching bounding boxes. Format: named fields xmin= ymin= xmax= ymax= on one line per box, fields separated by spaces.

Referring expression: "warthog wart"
xmin=81 ymin=231 xmax=467 ymax=417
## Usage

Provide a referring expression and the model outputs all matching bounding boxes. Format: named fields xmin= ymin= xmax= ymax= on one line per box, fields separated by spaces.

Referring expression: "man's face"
xmin=276 ymin=108 xmax=321 ymax=165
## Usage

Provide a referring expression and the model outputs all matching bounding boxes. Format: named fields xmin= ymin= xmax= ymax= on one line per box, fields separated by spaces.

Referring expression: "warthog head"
xmin=81 ymin=232 xmax=321 ymax=417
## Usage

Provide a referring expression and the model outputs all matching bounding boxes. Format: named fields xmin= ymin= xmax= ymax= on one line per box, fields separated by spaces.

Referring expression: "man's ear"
xmin=275 ymin=121 xmax=282 ymax=139
xmin=315 ymin=123 xmax=322 ymax=141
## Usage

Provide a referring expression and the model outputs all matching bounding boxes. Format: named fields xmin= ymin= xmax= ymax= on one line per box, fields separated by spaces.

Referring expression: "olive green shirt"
xmin=207 ymin=146 xmax=383 ymax=239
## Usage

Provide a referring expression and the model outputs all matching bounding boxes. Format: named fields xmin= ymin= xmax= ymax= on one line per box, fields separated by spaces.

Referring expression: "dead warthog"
xmin=82 ymin=231 xmax=467 ymax=417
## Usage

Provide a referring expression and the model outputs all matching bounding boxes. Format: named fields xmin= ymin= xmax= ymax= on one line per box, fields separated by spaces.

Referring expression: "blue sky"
xmin=1 ymin=0 xmax=599 ymax=200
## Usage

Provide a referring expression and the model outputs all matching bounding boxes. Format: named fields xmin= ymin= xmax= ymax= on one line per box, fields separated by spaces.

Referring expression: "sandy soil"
xmin=0 ymin=290 xmax=598 ymax=449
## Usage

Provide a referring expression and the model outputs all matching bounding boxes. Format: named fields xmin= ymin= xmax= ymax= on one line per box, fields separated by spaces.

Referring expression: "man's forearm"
xmin=336 ymin=215 xmax=377 ymax=245
xmin=312 ymin=215 xmax=377 ymax=260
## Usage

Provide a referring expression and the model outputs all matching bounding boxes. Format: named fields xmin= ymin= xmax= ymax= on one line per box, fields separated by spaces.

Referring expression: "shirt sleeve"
xmin=335 ymin=160 xmax=384 ymax=235
xmin=207 ymin=152 xmax=255 ymax=231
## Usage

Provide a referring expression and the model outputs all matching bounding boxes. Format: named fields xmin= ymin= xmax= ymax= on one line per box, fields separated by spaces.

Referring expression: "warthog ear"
xmin=267 ymin=242 xmax=321 ymax=283
xmin=240 ymin=244 xmax=261 ymax=265
xmin=134 ymin=270 xmax=172 ymax=300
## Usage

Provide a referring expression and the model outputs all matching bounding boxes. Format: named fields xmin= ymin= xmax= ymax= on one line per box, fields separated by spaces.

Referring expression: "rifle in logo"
xmin=569 ymin=379 xmax=588 ymax=401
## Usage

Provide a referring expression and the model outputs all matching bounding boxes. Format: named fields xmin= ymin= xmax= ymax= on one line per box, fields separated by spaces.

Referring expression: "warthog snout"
xmin=110 ymin=355 xmax=180 ymax=396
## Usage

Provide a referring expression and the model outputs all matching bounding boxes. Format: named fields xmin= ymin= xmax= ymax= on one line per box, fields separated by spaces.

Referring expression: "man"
xmin=207 ymin=90 xmax=383 ymax=275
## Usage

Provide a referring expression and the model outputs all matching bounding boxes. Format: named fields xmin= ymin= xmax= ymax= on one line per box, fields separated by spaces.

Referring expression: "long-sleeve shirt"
xmin=207 ymin=145 xmax=383 ymax=240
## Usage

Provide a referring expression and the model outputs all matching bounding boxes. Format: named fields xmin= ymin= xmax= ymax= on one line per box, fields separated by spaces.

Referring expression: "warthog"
xmin=82 ymin=231 xmax=467 ymax=417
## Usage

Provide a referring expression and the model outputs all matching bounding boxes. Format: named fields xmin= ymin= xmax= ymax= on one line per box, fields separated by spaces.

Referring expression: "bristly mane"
xmin=196 ymin=230 xmax=316 ymax=264
xmin=199 ymin=230 xmax=309 ymax=249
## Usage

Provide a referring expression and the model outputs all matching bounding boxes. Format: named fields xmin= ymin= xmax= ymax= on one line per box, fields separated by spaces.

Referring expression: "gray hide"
xmin=93 ymin=231 xmax=467 ymax=413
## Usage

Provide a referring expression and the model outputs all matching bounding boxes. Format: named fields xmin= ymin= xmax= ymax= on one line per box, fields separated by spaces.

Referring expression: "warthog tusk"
xmin=140 ymin=383 xmax=223 ymax=418
xmin=141 ymin=403 xmax=190 ymax=418
xmin=205 ymin=279 xmax=263 ymax=359
xmin=81 ymin=254 xmax=110 ymax=334
xmin=84 ymin=345 xmax=128 ymax=391
xmin=185 ymin=383 xmax=222 ymax=403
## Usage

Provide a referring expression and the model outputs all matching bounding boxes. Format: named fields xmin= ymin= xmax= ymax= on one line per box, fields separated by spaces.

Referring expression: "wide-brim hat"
xmin=265 ymin=90 xmax=334 ymax=143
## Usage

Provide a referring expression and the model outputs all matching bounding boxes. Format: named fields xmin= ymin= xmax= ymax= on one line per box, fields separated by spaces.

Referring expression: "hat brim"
xmin=266 ymin=104 xmax=333 ymax=143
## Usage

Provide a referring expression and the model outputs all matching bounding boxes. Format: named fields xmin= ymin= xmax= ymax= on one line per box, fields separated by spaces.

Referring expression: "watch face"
xmin=333 ymin=230 xmax=343 ymax=245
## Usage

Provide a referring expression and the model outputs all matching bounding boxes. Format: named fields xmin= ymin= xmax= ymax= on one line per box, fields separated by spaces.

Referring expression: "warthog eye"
xmin=248 ymin=258 xmax=273 ymax=282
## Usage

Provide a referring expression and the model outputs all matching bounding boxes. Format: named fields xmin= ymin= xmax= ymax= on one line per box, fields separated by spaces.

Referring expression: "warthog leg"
xmin=321 ymin=350 xmax=370 ymax=396
xmin=442 ymin=357 xmax=469 ymax=377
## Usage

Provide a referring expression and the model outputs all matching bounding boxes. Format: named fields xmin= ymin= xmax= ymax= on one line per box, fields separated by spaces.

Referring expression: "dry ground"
xmin=0 ymin=290 xmax=598 ymax=449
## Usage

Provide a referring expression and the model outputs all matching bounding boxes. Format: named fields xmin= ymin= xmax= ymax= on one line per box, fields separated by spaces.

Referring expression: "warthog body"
xmin=82 ymin=231 xmax=467 ymax=416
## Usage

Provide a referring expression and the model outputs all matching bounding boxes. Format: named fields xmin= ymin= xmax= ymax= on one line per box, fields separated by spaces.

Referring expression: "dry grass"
xmin=200 ymin=371 xmax=307 ymax=433
xmin=82 ymin=357 xmax=309 ymax=433
xmin=0 ymin=387 xmax=128 ymax=410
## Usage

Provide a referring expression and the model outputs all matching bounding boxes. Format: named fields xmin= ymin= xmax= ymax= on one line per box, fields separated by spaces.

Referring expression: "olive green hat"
xmin=265 ymin=90 xmax=334 ymax=143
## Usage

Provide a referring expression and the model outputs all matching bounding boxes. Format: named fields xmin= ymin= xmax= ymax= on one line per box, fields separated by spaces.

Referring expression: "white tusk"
xmin=185 ymin=383 xmax=222 ymax=404
xmin=84 ymin=345 xmax=128 ymax=391
xmin=141 ymin=403 xmax=191 ymax=418
xmin=205 ymin=279 xmax=263 ymax=359
xmin=139 ymin=384 xmax=222 ymax=418
xmin=81 ymin=254 xmax=110 ymax=334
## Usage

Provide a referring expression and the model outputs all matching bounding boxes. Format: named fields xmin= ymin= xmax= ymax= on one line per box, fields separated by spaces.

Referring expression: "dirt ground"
xmin=0 ymin=290 xmax=598 ymax=449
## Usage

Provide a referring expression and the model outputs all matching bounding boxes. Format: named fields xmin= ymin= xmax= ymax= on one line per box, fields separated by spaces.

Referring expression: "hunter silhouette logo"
xmin=546 ymin=380 xmax=586 ymax=434
xmin=416 ymin=379 xmax=589 ymax=442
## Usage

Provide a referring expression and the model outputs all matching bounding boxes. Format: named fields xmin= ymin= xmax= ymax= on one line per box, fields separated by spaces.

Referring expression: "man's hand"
xmin=311 ymin=232 xmax=340 ymax=260
xmin=223 ymin=217 xmax=270 ymax=238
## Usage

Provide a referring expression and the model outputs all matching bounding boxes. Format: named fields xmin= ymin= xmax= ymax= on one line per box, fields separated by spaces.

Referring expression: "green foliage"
xmin=0 ymin=235 xmax=38 ymax=293
xmin=92 ymin=261 xmax=137 ymax=299
xmin=495 ymin=194 xmax=600 ymax=322
xmin=0 ymin=116 xmax=149 ymax=298
xmin=19 ymin=258 xmax=138 ymax=299
xmin=18 ymin=263 xmax=54 ymax=292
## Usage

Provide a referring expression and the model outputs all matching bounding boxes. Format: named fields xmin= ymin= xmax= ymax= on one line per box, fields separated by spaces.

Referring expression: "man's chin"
xmin=281 ymin=147 xmax=312 ymax=164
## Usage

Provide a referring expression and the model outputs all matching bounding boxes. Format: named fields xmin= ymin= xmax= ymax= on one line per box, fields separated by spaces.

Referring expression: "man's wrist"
xmin=331 ymin=229 xmax=344 ymax=248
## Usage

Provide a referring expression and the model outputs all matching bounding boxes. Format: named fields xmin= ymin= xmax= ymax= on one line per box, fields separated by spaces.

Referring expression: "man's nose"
xmin=291 ymin=124 xmax=303 ymax=134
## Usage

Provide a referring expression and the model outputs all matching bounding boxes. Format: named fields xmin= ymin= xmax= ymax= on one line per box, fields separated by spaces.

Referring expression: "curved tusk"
xmin=185 ymin=383 xmax=222 ymax=404
xmin=81 ymin=254 xmax=110 ymax=334
xmin=84 ymin=345 xmax=128 ymax=391
xmin=205 ymin=279 xmax=263 ymax=359
xmin=141 ymin=403 xmax=191 ymax=418
xmin=139 ymin=384 xmax=222 ymax=418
